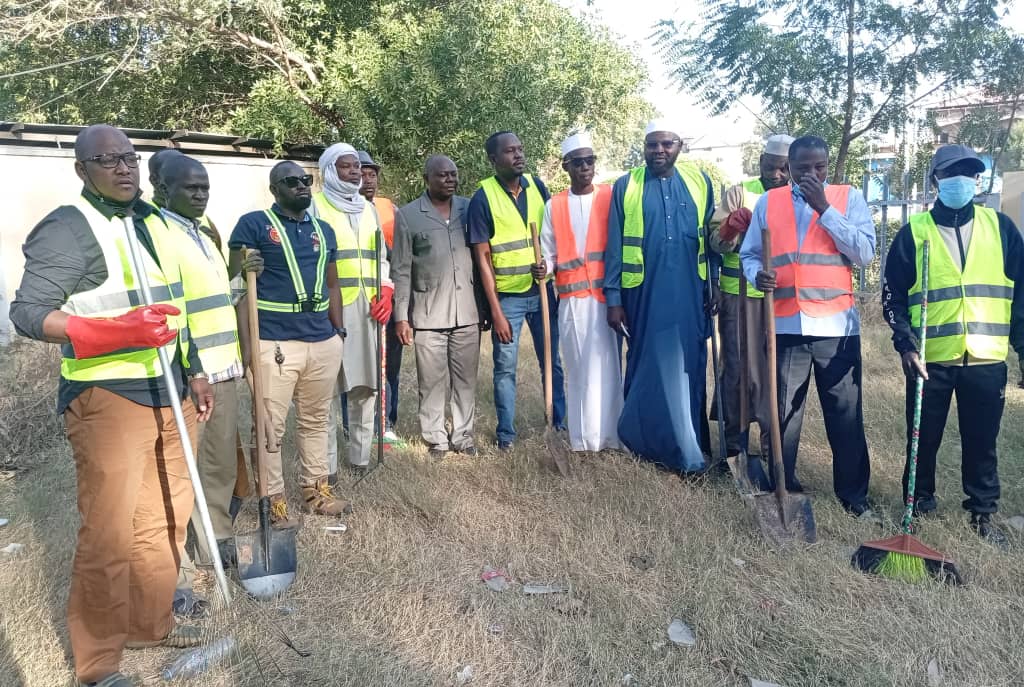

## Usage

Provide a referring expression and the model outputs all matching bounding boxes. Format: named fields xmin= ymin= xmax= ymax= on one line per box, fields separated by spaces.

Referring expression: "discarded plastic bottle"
xmin=161 ymin=637 xmax=239 ymax=681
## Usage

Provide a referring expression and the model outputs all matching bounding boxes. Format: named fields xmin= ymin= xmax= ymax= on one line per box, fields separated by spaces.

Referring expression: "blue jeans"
xmin=492 ymin=284 xmax=566 ymax=444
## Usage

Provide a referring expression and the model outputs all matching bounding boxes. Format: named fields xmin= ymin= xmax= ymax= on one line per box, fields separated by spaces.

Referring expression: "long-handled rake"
xmin=852 ymin=239 xmax=962 ymax=584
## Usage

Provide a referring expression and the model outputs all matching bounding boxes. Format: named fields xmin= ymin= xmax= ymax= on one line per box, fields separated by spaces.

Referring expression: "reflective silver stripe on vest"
xmin=623 ymin=236 xmax=643 ymax=248
xmin=493 ymin=265 xmax=533 ymax=276
xmin=556 ymin=278 xmax=605 ymax=294
xmin=772 ymin=252 xmax=849 ymax=267
xmin=186 ymin=293 xmax=232 ymax=314
xmin=775 ymin=286 xmax=796 ymax=299
xmin=587 ymin=251 xmax=605 ymax=261
xmin=557 ymin=258 xmax=585 ymax=271
xmin=798 ymin=287 xmax=850 ymax=301
xmin=336 ymin=248 xmax=378 ymax=260
xmin=80 ymin=282 xmax=185 ymax=313
xmin=191 ymin=330 xmax=238 ymax=349
xmin=927 ymin=321 xmax=1012 ymax=338
xmin=720 ymin=265 xmax=741 ymax=278
xmin=908 ymin=284 xmax=1014 ymax=307
xmin=337 ymin=278 xmax=362 ymax=287
xmin=491 ymin=238 xmax=531 ymax=253
xmin=622 ymin=263 xmax=643 ymax=273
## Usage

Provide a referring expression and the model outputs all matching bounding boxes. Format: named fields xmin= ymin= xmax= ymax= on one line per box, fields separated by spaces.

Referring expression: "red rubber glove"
xmin=719 ymin=207 xmax=753 ymax=243
xmin=369 ymin=285 xmax=394 ymax=324
xmin=65 ymin=304 xmax=180 ymax=359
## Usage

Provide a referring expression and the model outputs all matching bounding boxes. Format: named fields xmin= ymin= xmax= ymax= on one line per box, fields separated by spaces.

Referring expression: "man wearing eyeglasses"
xmin=11 ymin=124 xmax=208 ymax=687
xmin=468 ymin=131 xmax=567 ymax=452
xmin=228 ymin=161 xmax=348 ymax=526
xmin=538 ymin=132 xmax=622 ymax=452
xmin=604 ymin=119 xmax=717 ymax=473
xmin=314 ymin=143 xmax=393 ymax=478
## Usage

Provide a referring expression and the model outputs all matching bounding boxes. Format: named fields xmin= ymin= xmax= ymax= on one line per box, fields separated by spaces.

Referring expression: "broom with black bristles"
xmin=852 ymin=240 xmax=962 ymax=585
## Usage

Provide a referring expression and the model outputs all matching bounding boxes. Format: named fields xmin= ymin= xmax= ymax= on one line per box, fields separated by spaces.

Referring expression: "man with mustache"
xmin=538 ymin=132 xmax=622 ymax=452
xmin=392 ymin=155 xmax=480 ymax=458
xmin=468 ymin=131 xmax=567 ymax=451
xmin=228 ymin=160 xmax=348 ymax=525
xmin=605 ymin=119 xmax=717 ymax=472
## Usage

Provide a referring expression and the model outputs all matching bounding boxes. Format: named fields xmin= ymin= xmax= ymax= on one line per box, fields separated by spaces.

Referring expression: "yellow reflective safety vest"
xmin=171 ymin=214 xmax=241 ymax=375
xmin=61 ymin=198 xmax=189 ymax=382
xmin=479 ymin=174 xmax=545 ymax=293
xmin=256 ymin=209 xmax=330 ymax=313
xmin=909 ymin=207 xmax=1013 ymax=363
xmin=720 ymin=178 xmax=765 ymax=299
xmin=312 ymin=191 xmax=380 ymax=306
xmin=621 ymin=162 xmax=709 ymax=288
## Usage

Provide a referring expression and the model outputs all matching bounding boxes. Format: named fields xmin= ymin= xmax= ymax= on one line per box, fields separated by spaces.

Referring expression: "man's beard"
xmin=283 ymin=195 xmax=312 ymax=212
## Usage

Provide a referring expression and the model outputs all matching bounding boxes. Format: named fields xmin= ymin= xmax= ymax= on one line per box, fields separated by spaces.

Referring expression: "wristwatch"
xmin=335 ymin=327 xmax=347 ymax=340
xmin=188 ymin=372 xmax=210 ymax=382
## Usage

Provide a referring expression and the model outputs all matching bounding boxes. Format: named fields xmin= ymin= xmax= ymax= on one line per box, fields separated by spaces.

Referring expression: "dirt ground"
xmin=1 ymin=318 xmax=1022 ymax=686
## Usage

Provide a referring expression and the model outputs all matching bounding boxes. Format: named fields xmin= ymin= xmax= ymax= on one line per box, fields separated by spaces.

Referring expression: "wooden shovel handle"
xmin=530 ymin=221 xmax=554 ymax=428
xmin=244 ymin=249 xmax=271 ymax=500
xmin=762 ymin=230 xmax=787 ymax=501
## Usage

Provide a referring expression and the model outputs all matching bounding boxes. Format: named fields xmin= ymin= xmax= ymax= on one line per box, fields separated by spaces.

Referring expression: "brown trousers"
xmin=65 ymin=387 xmax=196 ymax=683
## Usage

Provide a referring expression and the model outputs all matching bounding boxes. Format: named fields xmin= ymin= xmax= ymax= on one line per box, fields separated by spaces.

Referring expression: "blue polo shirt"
xmin=466 ymin=173 xmax=550 ymax=297
xmin=229 ymin=204 xmax=337 ymax=342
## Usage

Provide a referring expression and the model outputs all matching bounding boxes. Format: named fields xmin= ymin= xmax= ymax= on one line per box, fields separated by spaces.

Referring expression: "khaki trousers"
xmin=177 ymin=378 xmax=240 ymax=588
xmin=64 ymin=388 xmax=196 ymax=683
xmin=414 ymin=325 xmax=479 ymax=450
xmin=713 ymin=291 xmax=771 ymax=457
xmin=261 ymin=337 xmax=343 ymax=494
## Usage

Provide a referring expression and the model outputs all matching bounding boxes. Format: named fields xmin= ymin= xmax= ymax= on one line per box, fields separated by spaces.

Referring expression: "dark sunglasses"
xmin=79 ymin=152 xmax=142 ymax=169
xmin=567 ymin=155 xmax=597 ymax=168
xmin=278 ymin=175 xmax=314 ymax=188
xmin=644 ymin=139 xmax=679 ymax=151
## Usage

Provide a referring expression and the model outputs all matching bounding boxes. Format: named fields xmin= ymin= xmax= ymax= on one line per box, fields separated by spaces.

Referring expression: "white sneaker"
xmin=383 ymin=429 xmax=399 ymax=442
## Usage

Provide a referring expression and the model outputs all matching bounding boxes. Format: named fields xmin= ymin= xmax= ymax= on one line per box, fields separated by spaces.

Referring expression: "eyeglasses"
xmin=644 ymin=139 xmax=679 ymax=151
xmin=79 ymin=152 xmax=142 ymax=169
xmin=278 ymin=175 xmax=314 ymax=188
xmin=567 ymin=155 xmax=597 ymax=168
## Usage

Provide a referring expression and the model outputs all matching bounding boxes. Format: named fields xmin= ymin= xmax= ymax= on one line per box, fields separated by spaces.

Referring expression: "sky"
xmin=562 ymin=0 xmax=1024 ymax=148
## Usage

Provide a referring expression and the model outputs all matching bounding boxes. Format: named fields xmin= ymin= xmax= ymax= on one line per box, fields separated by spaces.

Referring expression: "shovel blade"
xmin=752 ymin=492 xmax=817 ymax=545
xmin=543 ymin=427 xmax=573 ymax=478
xmin=235 ymin=527 xmax=298 ymax=600
xmin=726 ymin=449 xmax=773 ymax=496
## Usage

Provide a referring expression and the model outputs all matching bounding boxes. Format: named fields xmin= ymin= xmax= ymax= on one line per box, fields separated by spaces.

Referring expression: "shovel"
xmin=235 ymin=253 xmax=297 ymax=599
xmin=726 ymin=273 xmax=772 ymax=494
xmin=530 ymin=221 xmax=571 ymax=477
xmin=751 ymin=228 xmax=817 ymax=544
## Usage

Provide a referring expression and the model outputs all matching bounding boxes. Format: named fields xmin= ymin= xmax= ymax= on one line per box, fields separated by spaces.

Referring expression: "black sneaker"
xmin=970 ymin=513 xmax=1009 ymax=551
xmin=428 ymin=446 xmax=448 ymax=461
xmin=845 ymin=501 xmax=881 ymax=524
xmin=455 ymin=445 xmax=478 ymax=456
xmin=216 ymin=538 xmax=237 ymax=569
xmin=172 ymin=588 xmax=209 ymax=620
xmin=497 ymin=440 xmax=514 ymax=453
xmin=912 ymin=495 xmax=937 ymax=516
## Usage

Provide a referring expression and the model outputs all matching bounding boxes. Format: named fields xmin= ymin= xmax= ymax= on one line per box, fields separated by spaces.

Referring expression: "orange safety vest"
xmin=767 ymin=184 xmax=854 ymax=318
xmin=373 ymin=196 xmax=396 ymax=249
xmin=552 ymin=185 xmax=611 ymax=302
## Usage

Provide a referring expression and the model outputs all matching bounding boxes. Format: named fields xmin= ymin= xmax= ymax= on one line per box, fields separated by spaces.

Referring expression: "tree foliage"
xmin=0 ymin=0 xmax=652 ymax=199
xmin=654 ymin=0 xmax=1011 ymax=182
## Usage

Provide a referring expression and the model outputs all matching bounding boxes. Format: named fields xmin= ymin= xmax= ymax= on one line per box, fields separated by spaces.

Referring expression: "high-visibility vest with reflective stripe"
xmin=621 ymin=162 xmax=708 ymax=288
xmin=256 ymin=209 xmax=330 ymax=313
xmin=720 ymin=178 xmax=765 ymax=299
xmin=767 ymin=184 xmax=854 ymax=318
xmin=479 ymin=174 xmax=545 ymax=294
xmin=552 ymin=185 xmax=611 ymax=302
xmin=60 ymin=198 xmax=189 ymax=382
xmin=909 ymin=208 xmax=1013 ymax=363
xmin=313 ymin=192 xmax=380 ymax=306
xmin=374 ymin=196 xmax=396 ymax=249
xmin=175 ymin=217 xmax=241 ymax=375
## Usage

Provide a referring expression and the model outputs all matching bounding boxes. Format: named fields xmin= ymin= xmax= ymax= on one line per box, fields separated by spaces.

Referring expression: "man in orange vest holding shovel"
xmin=740 ymin=135 xmax=877 ymax=519
xmin=538 ymin=132 xmax=623 ymax=452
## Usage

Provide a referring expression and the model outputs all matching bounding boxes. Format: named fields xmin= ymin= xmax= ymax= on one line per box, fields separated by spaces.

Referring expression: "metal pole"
xmin=120 ymin=216 xmax=231 ymax=603
xmin=860 ymin=173 xmax=870 ymax=290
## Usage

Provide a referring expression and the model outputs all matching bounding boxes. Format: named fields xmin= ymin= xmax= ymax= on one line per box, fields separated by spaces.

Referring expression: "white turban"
xmin=644 ymin=118 xmax=683 ymax=139
xmin=560 ymin=131 xmax=594 ymax=158
xmin=318 ymin=142 xmax=365 ymax=214
xmin=764 ymin=134 xmax=795 ymax=157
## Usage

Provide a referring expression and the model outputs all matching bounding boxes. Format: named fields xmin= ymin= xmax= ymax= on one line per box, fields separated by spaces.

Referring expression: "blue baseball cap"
xmin=929 ymin=144 xmax=985 ymax=177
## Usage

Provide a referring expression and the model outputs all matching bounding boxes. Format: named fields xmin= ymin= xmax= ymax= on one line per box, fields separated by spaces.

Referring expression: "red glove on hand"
xmin=66 ymin=304 xmax=180 ymax=359
xmin=369 ymin=285 xmax=394 ymax=324
xmin=719 ymin=207 xmax=753 ymax=243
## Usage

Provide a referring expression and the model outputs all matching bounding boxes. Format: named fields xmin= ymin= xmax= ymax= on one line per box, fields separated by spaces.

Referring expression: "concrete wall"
xmin=0 ymin=146 xmax=317 ymax=340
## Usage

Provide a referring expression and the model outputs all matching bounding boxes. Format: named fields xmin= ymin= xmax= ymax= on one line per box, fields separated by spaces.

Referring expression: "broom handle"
xmin=902 ymin=239 xmax=929 ymax=534
xmin=531 ymin=221 xmax=554 ymax=428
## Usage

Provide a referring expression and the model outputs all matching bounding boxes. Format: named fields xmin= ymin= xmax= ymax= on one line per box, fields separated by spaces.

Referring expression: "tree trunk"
xmin=833 ymin=0 xmax=857 ymax=183
xmin=988 ymin=93 xmax=1021 ymax=193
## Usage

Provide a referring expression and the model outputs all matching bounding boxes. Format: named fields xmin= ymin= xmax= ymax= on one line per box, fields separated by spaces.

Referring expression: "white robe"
xmin=541 ymin=190 xmax=623 ymax=451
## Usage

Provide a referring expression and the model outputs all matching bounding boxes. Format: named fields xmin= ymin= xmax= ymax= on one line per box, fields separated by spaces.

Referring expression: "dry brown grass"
xmin=1 ymin=320 xmax=1023 ymax=687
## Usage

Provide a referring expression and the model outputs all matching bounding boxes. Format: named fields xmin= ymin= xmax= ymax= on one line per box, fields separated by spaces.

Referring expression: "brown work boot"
xmin=269 ymin=493 xmax=301 ymax=529
xmin=126 ymin=623 xmax=202 ymax=649
xmin=301 ymin=479 xmax=350 ymax=516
